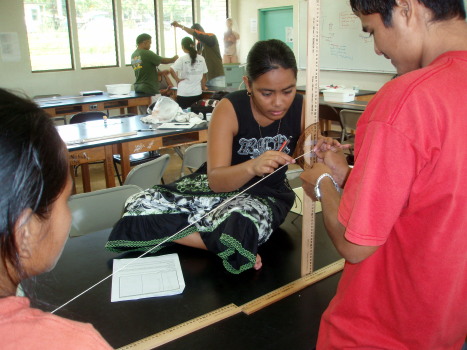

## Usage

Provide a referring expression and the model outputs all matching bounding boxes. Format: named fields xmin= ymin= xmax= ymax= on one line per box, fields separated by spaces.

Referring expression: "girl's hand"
xmin=250 ymin=150 xmax=295 ymax=177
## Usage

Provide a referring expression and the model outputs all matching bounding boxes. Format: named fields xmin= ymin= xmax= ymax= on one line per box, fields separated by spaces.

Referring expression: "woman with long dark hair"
xmin=170 ymin=36 xmax=208 ymax=109
xmin=0 ymin=88 xmax=111 ymax=348
xmin=106 ymin=39 xmax=305 ymax=274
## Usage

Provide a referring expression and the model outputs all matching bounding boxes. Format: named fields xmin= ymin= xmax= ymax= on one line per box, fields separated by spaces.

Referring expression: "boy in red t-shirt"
xmin=301 ymin=0 xmax=467 ymax=349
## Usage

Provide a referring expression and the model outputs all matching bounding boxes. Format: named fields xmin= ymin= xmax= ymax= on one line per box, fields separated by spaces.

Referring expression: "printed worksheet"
xmin=111 ymin=253 xmax=185 ymax=302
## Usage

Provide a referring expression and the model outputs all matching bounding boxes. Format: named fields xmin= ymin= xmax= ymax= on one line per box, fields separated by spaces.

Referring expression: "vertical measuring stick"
xmin=301 ymin=0 xmax=321 ymax=276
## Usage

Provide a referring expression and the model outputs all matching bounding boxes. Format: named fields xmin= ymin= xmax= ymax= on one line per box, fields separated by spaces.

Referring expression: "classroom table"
xmin=36 ymin=92 xmax=153 ymax=117
xmin=32 ymin=212 xmax=342 ymax=349
xmin=57 ymin=116 xmax=208 ymax=192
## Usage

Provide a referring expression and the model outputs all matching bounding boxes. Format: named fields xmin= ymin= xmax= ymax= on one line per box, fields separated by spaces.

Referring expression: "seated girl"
xmin=105 ymin=39 xmax=304 ymax=274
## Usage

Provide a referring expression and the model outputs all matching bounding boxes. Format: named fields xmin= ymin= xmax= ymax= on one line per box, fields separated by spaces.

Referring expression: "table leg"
xmin=104 ymin=145 xmax=116 ymax=188
xmin=81 ymin=163 xmax=92 ymax=192
xmin=118 ymin=143 xmax=132 ymax=183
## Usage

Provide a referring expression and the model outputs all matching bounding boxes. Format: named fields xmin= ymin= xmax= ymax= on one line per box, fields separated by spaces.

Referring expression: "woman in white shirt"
xmin=170 ymin=37 xmax=208 ymax=109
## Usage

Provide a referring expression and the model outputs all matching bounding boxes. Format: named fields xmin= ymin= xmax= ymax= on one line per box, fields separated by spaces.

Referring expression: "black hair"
xmin=246 ymin=39 xmax=298 ymax=82
xmin=136 ymin=33 xmax=151 ymax=45
xmin=0 ymin=88 xmax=69 ymax=285
xmin=181 ymin=37 xmax=197 ymax=65
xmin=350 ymin=0 xmax=466 ymax=26
xmin=191 ymin=23 xmax=205 ymax=33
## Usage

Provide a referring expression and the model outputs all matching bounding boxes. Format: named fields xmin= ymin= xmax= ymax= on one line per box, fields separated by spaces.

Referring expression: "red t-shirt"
xmin=317 ymin=52 xmax=467 ymax=349
xmin=0 ymin=296 xmax=112 ymax=349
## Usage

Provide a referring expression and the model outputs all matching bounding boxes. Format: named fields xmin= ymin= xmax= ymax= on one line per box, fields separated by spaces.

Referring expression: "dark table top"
xmin=32 ymin=212 xmax=342 ymax=349
xmin=35 ymin=92 xmax=153 ymax=109
xmin=56 ymin=115 xmax=208 ymax=152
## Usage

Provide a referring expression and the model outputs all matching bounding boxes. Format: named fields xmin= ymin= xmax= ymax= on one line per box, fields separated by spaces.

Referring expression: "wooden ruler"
xmin=117 ymin=303 xmax=241 ymax=350
xmin=301 ymin=0 xmax=321 ymax=276
xmin=242 ymin=259 xmax=344 ymax=315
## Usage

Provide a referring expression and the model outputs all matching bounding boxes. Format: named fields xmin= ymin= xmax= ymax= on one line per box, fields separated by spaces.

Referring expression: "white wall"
xmin=232 ymin=0 xmax=392 ymax=90
xmin=0 ymin=0 xmax=392 ymax=98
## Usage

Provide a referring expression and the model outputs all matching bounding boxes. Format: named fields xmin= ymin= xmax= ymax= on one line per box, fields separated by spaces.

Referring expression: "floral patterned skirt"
xmin=105 ymin=170 xmax=295 ymax=274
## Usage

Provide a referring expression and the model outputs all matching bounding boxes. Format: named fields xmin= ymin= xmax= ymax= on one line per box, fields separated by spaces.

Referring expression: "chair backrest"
xmin=123 ymin=154 xmax=170 ymax=189
xmin=339 ymin=109 xmax=363 ymax=142
xmin=70 ymin=111 xmax=108 ymax=124
xmin=68 ymin=184 xmax=142 ymax=237
xmin=181 ymin=143 xmax=207 ymax=177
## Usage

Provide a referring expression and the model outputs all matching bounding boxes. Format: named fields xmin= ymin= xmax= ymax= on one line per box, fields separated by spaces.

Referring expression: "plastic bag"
xmin=151 ymin=96 xmax=180 ymax=122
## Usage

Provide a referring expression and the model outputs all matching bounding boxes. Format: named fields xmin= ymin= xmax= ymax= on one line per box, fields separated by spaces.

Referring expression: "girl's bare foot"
xmin=254 ymin=254 xmax=262 ymax=270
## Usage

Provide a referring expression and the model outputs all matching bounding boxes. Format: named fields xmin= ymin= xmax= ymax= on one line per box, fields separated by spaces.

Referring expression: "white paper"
xmin=0 ymin=32 xmax=21 ymax=62
xmin=111 ymin=253 xmax=185 ymax=302
xmin=250 ymin=19 xmax=257 ymax=33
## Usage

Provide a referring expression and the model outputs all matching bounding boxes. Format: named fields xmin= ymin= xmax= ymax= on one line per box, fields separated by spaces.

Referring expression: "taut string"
xmin=52 ymin=150 xmax=314 ymax=314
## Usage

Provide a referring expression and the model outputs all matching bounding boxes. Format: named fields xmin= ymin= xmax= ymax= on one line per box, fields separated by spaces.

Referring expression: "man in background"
xmin=171 ymin=22 xmax=225 ymax=88
xmin=131 ymin=33 xmax=178 ymax=113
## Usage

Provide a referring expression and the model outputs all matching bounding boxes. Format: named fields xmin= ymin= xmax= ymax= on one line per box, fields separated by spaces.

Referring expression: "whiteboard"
xmin=298 ymin=0 xmax=396 ymax=73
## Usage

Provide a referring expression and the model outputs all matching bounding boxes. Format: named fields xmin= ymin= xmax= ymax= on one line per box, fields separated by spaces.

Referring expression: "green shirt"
xmin=192 ymin=30 xmax=224 ymax=81
xmin=131 ymin=49 xmax=163 ymax=95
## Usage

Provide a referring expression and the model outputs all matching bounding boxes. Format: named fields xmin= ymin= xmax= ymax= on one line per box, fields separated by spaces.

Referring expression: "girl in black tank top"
xmin=106 ymin=39 xmax=303 ymax=274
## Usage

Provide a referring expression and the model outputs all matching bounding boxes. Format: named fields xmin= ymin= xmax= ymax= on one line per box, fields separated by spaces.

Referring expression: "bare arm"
xmin=169 ymin=68 xmax=182 ymax=84
xmin=171 ymin=21 xmax=195 ymax=35
xmin=300 ymin=163 xmax=378 ymax=263
xmin=207 ymin=98 xmax=295 ymax=192
xmin=160 ymin=55 xmax=178 ymax=64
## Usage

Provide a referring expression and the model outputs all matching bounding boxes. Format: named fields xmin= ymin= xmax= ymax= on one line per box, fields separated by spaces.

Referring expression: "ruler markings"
xmin=301 ymin=0 xmax=321 ymax=276
xmin=117 ymin=304 xmax=241 ymax=350
xmin=242 ymin=259 xmax=344 ymax=315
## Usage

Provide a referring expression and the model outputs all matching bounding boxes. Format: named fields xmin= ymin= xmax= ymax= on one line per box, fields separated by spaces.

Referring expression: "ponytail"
xmin=181 ymin=37 xmax=197 ymax=65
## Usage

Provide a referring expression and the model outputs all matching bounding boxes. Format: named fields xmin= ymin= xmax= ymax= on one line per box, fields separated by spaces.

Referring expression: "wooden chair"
xmin=69 ymin=111 xmax=109 ymax=191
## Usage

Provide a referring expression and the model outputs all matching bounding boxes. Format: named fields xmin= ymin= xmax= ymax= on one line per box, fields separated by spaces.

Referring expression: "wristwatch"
xmin=314 ymin=173 xmax=340 ymax=201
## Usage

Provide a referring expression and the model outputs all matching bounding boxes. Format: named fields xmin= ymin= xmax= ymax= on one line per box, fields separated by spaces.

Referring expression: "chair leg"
xmin=113 ymin=160 xmax=123 ymax=185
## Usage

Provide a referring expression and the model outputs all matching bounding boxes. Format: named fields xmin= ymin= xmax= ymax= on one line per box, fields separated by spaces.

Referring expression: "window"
xmin=160 ymin=0 xmax=193 ymax=57
xmin=22 ymin=0 xmax=228 ymax=71
xmin=121 ymin=0 xmax=157 ymax=65
xmin=199 ymin=0 xmax=227 ymax=54
xmin=24 ymin=0 xmax=73 ymax=71
xmin=75 ymin=0 xmax=117 ymax=68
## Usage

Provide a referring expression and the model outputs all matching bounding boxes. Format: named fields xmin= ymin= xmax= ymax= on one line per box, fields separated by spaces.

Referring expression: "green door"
xmin=258 ymin=6 xmax=293 ymax=49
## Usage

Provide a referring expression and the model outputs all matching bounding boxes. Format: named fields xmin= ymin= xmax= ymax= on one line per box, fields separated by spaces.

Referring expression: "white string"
xmin=52 ymin=150 xmax=314 ymax=314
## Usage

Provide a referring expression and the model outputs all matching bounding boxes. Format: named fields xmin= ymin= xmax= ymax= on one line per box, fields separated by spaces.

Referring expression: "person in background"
xmin=223 ymin=18 xmax=240 ymax=64
xmin=131 ymin=33 xmax=178 ymax=113
xmin=0 ymin=88 xmax=112 ymax=349
xmin=300 ymin=0 xmax=467 ymax=348
xmin=171 ymin=21 xmax=225 ymax=88
xmin=105 ymin=39 xmax=308 ymax=273
xmin=158 ymin=69 xmax=176 ymax=100
xmin=170 ymin=36 xmax=208 ymax=109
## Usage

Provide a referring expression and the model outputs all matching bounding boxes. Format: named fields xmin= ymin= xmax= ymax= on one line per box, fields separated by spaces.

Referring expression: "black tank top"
xmin=226 ymin=89 xmax=303 ymax=189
